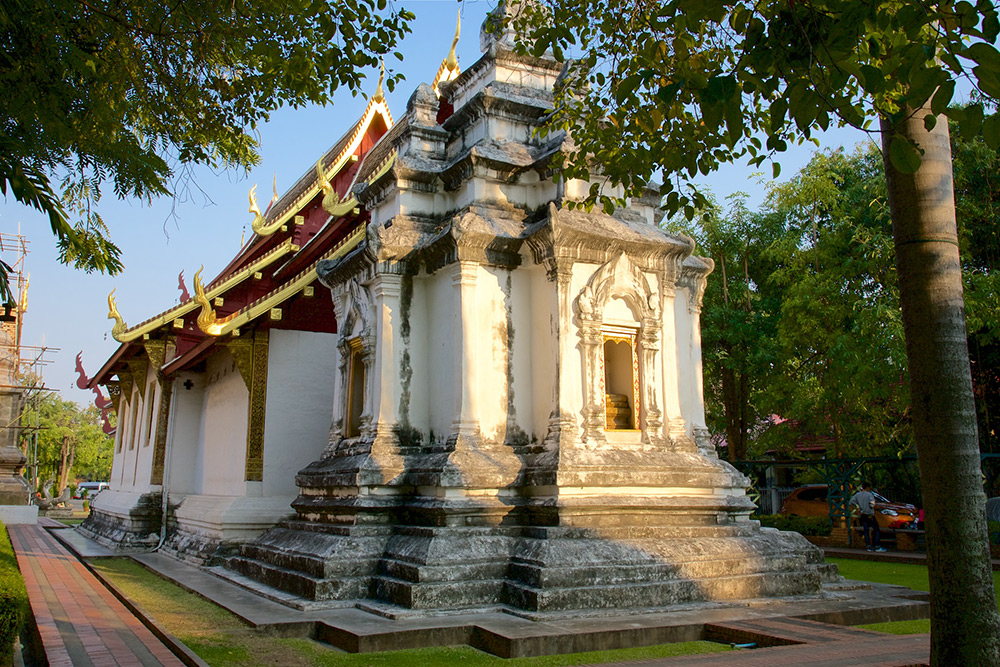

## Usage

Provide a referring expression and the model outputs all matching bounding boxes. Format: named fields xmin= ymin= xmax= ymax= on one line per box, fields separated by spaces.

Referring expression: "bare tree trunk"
xmin=882 ymin=106 xmax=1000 ymax=665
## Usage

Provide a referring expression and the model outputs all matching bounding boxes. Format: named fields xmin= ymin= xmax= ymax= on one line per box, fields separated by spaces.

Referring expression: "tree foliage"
xmin=684 ymin=132 xmax=999 ymax=461
xmin=0 ymin=0 xmax=413 ymax=300
xmin=510 ymin=0 xmax=1000 ymax=210
xmin=22 ymin=395 xmax=113 ymax=488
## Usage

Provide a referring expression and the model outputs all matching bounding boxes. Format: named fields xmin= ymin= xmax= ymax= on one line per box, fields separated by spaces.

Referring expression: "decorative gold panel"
xmin=150 ymin=378 xmax=173 ymax=485
xmin=125 ymin=358 xmax=148 ymax=400
xmin=245 ymin=330 xmax=269 ymax=482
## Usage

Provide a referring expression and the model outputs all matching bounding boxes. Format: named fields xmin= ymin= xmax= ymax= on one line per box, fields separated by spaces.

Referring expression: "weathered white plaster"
xmin=171 ymin=494 xmax=294 ymax=544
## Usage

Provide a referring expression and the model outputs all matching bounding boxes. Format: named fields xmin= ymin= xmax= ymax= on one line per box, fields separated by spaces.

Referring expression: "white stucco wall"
xmin=261 ymin=329 xmax=338 ymax=497
xmin=195 ymin=349 xmax=249 ymax=496
xmin=674 ymin=286 xmax=698 ymax=437
xmin=167 ymin=371 xmax=205 ymax=495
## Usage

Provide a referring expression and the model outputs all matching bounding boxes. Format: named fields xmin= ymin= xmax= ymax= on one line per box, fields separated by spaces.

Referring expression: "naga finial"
xmin=107 ymin=289 xmax=128 ymax=342
xmin=249 ymin=178 xmax=282 ymax=236
xmin=193 ymin=266 xmax=219 ymax=334
xmin=317 ymin=158 xmax=342 ymax=214
xmin=373 ymin=58 xmax=385 ymax=103
xmin=445 ymin=11 xmax=461 ymax=70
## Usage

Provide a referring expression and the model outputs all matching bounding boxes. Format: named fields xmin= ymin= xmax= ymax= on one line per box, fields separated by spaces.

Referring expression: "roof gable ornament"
xmin=107 ymin=289 xmax=128 ymax=342
xmin=317 ymin=158 xmax=343 ymax=214
xmin=193 ymin=266 xmax=221 ymax=335
xmin=249 ymin=175 xmax=281 ymax=236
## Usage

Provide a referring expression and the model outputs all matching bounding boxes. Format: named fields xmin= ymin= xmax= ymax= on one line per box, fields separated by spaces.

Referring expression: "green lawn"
xmin=91 ymin=559 xmax=730 ymax=667
xmin=828 ymin=557 xmax=1000 ymax=635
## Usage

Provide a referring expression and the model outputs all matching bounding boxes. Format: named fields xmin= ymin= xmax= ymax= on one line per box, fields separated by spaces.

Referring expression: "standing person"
xmin=850 ymin=481 xmax=886 ymax=552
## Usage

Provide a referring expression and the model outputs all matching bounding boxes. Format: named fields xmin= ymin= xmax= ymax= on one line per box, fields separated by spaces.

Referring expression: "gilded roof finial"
xmin=432 ymin=12 xmax=463 ymax=95
xmin=107 ymin=289 xmax=128 ymax=342
xmin=249 ymin=178 xmax=282 ymax=236
xmin=445 ymin=11 xmax=461 ymax=70
xmin=373 ymin=58 xmax=385 ymax=103
xmin=193 ymin=266 xmax=219 ymax=334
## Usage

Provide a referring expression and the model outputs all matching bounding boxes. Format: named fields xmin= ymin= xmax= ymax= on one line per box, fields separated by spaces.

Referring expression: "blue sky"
xmin=1 ymin=0 xmax=871 ymax=408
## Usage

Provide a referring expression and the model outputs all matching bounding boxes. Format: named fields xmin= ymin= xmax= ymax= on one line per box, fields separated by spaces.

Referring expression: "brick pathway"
xmin=8 ymin=524 xmax=186 ymax=667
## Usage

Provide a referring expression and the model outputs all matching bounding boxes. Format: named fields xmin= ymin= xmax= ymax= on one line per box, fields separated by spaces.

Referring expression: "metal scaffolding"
xmin=0 ymin=230 xmax=58 ymax=489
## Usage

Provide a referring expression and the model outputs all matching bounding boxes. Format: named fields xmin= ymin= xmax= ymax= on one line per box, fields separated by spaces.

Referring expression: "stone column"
xmin=450 ymin=261 xmax=482 ymax=443
xmin=686 ymin=281 xmax=715 ymax=456
xmin=578 ymin=316 xmax=605 ymax=445
xmin=659 ymin=281 xmax=694 ymax=450
xmin=370 ymin=273 xmax=402 ymax=442
xmin=543 ymin=258 xmax=577 ymax=450
xmin=448 ymin=260 xmax=519 ymax=487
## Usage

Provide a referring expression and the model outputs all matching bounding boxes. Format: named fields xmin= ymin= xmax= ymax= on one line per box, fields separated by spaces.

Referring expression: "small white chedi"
xmin=227 ymin=5 xmax=832 ymax=613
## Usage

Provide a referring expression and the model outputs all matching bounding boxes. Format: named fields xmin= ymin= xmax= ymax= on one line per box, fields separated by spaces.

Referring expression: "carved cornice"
xmin=679 ymin=255 xmax=715 ymax=314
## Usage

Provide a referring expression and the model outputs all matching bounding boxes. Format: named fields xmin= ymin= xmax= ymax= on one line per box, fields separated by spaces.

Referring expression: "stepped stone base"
xmin=78 ymin=490 xmax=161 ymax=550
xmin=227 ymin=440 xmax=833 ymax=615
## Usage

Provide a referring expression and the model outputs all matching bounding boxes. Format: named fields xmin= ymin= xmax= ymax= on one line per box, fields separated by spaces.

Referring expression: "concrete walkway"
xmin=8 ymin=523 xmax=192 ymax=667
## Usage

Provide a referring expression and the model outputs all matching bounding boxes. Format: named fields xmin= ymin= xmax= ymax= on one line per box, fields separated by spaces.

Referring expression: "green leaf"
xmin=888 ymin=136 xmax=923 ymax=174
xmin=960 ymin=103 xmax=986 ymax=139
xmin=931 ymin=80 xmax=956 ymax=116
xmin=983 ymin=113 xmax=1000 ymax=149
xmin=772 ymin=162 xmax=781 ymax=179
xmin=967 ymin=42 xmax=1000 ymax=73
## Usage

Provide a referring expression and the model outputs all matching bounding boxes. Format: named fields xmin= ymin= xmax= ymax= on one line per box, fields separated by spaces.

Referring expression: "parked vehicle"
xmin=74 ymin=481 xmax=109 ymax=499
xmin=779 ymin=484 xmax=919 ymax=530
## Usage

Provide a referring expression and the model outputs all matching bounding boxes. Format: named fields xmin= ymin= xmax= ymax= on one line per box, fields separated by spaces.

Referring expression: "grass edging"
xmin=0 ymin=521 xmax=28 ymax=664
xmin=62 ymin=539 xmax=211 ymax=667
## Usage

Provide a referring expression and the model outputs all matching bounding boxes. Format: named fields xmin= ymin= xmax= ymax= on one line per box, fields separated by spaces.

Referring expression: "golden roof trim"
xmin=203 ymin=225 xmax=366 ymax=337
xmin=109 ymin=238 xmax=298 ymax=343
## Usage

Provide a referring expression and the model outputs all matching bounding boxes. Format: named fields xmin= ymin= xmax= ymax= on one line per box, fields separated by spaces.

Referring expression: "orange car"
xmin=780 ymin=484 xmax=919 ymax=530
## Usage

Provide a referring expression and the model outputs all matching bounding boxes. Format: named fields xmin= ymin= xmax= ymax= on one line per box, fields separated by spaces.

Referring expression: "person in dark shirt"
xmin=850 ymin=481 xmax=886 ymax=552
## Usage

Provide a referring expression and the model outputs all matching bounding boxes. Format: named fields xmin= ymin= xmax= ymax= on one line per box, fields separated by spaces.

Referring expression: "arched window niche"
xmin=576 ymin=253 xmax=666 ymax=447
xmin=331 ymin=277 xmax=376 ymax=443
xmin=344 ymin=337 xmax=366 ymax=438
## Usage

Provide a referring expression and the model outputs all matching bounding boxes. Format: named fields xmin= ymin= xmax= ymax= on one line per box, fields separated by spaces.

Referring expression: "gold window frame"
xmin=600 ymin=325 xmax=640 ymax=430
xmin=344 ymin=337 xmax=366 ymax=438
